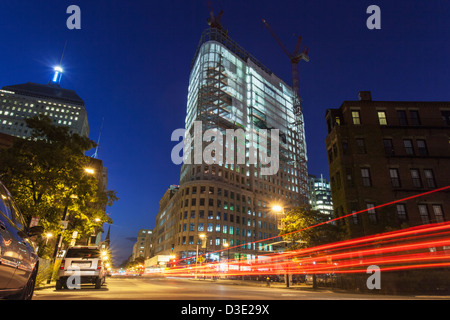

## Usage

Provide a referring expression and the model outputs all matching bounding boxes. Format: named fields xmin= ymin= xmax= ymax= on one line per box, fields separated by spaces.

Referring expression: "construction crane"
xmin=262 ymin=19 xmax=309 ymax=113
xmin=207 ymin=0 xmax=225 ymax=30
xmin=262 ymin=19 xmax=310 ymax=204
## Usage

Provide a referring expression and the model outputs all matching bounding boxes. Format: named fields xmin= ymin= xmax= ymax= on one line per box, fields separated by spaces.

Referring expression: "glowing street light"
xmin=84 ymin=168 xmax=95 ymax=175
xmin=223 ymin=242 xmax=230 ymax=274
xmin=45 ymin=233 xmax=53 ymax=245
xmin=195 ymin=233 xmax=207 ymax=279
xmin=272 ymin=205 xmax=283 ymax=213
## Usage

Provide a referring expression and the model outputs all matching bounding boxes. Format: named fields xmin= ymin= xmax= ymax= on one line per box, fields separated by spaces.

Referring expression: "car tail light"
xmin=97 ymin=260 xmax=102 ymax=270
xmin=60 ymin=259 xmax=65 ymax=270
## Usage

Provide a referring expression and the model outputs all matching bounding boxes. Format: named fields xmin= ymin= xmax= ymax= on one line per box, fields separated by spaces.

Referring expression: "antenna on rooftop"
xmin=51 ymin=41 xmax=68 ymax=86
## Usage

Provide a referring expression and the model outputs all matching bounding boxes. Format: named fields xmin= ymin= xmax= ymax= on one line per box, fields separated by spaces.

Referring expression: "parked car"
xmin=56 ymin=245 xmax=106 ymax=290
xmin=0 ymin=181 xmax=44 ymax=300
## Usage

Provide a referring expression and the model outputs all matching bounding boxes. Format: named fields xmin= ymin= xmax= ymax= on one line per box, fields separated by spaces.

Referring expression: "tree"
xmin=279 ymin=205 xmax=344 ymax=288
xmin=127 ymin=256 xmax=146 ymax=269
xmin=0 ymin=115 xmax=118 ymax=257
xmin=279 ymin=205 xmax=343 ymax=250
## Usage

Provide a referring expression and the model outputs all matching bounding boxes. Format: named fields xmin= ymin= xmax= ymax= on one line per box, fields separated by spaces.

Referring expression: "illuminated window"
xmin=352 ymin=111 xmax=361 ymax=125
xmin=377 ymin=111 xmax=387 ymax=125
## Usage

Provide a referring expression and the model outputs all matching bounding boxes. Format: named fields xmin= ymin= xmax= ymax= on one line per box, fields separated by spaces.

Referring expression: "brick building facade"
xmin=325 ymin=91 xmax=450 ymax=238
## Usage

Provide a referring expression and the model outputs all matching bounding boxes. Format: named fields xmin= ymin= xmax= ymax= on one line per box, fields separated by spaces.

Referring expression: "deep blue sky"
xmin=1 ymin=1 xmax=449 ymax=265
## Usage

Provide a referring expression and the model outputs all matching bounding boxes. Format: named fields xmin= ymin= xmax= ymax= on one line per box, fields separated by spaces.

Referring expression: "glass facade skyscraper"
xmin=154 ymin=27 xmax=308 ymax=262
xmin=309 ymin=174 xmax=334 ymax=218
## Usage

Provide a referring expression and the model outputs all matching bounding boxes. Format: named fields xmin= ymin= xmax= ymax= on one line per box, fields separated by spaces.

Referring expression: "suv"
xmin=56 ymin=246 xmax=106 ymax=290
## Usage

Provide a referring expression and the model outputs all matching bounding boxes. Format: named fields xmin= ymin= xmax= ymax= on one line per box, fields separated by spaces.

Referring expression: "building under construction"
xmin=153 ymin=8 xmax=309 ymax=263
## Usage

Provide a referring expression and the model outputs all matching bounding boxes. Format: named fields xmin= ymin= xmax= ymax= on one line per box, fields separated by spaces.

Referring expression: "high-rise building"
xmin=308 ymin=174 xmax=334 ymax=218
xmin=325 ymin=91 xmax=450 ymax=238
xmin=153 ymin=26 xmax=308 ymax=262
xmin=132 ymin=229 xmax=154 ymax=261
xmin=0 ymin=67 xmax=89 ymax=138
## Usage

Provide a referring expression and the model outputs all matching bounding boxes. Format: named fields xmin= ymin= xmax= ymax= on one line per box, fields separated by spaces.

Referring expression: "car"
xmin=0 ymin=181 xmax=44 ymax=300
xmin=56 ymin=245 xmax=106 ymax=290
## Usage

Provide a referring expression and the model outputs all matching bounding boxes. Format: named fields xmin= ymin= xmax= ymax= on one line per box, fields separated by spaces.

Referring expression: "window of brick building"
xmin=361 ymin=168 xmax=372 ymax=186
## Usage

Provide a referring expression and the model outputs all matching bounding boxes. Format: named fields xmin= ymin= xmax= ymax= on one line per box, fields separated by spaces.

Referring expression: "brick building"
xmin=325 ymin=91 xmax=450 ymax=238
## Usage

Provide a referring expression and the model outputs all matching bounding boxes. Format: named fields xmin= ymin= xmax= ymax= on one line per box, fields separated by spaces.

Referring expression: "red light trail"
xmin=147 ymin=186 xmax=450 ymax=279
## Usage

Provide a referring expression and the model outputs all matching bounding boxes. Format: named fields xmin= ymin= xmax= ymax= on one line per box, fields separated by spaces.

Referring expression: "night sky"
xmin=1 ymin=0 xmax=449 ymax=265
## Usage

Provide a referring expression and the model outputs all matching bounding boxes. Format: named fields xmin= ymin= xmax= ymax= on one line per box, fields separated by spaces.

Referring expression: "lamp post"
xmin=195 ymin=234 xmax=206 ymax=279
xmin=47 ymin=167 xmax=96 ymax=284
xmin=223 ymin=242 xmax=229 ymax=277
xmin=272 ymin=204 xmax=290 ymax=288
xmin=46 ymin=194 xmax=78 ymax=284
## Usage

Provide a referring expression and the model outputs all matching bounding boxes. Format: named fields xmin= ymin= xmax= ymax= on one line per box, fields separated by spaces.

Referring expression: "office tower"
xmin=132 ymin=229 xmax=154 ymax=261
xmin=325 ymin=91 xmax=450 ymax=238
xmin=0 ymin=67 xmax=89 ymax=138
xmin=154 ymin=26 xmax=308 ymax=262
xmin=309 ymin=174 xmax=334 ymax=218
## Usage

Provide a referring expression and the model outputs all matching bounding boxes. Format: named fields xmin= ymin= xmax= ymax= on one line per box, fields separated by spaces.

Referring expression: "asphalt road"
xmin=33 ymin=276 xmax=442 ymax=301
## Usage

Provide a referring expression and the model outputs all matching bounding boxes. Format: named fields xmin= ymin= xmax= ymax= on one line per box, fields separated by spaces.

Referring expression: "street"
xmin=33 ymin=276 xmax=445 ymax=301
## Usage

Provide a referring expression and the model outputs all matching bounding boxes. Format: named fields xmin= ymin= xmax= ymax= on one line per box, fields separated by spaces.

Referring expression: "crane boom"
xmin=261 ymin=19 xmax=291 ymax=58
xmin=262 ymin=18 xmax=310 ymax=205
xmin=207 ymin=0 xmax=224 ymax=30
xmin=262 ymin=19 xmax=309 ymax=104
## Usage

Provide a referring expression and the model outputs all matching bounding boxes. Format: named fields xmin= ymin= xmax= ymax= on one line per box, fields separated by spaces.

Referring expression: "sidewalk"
xmin=189 ymin=277 xmax=337 ymax=293
xmin=36 ymin=280 xmax=56 ymax=290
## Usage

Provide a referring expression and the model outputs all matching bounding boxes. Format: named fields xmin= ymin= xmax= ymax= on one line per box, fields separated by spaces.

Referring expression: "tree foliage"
xmin=279 ymin=205 xmax=344 ymax=250
xmin=127 ymin=256 xmax=146 ymax=269
xmin=0 ymin=116 xmax=118 ymax=256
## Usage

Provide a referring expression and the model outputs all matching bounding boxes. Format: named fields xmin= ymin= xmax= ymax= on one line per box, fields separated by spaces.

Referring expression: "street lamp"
xmin=272 ymin=205 xmax=283 ymax=213
xmin=46 ymin=163 xmax=96 ymax=284
xmin=195 ymin=234 xmax=206 ymax=279
xmin=223 ymin=242 xmax=230 ymax=277
xmin=45 ymin=233 xmax=53 ymax=245
xmin=271 ymin=204 xmax=291 ymax=288
xmin=84 ymin=167 xmax=95 ymax=175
